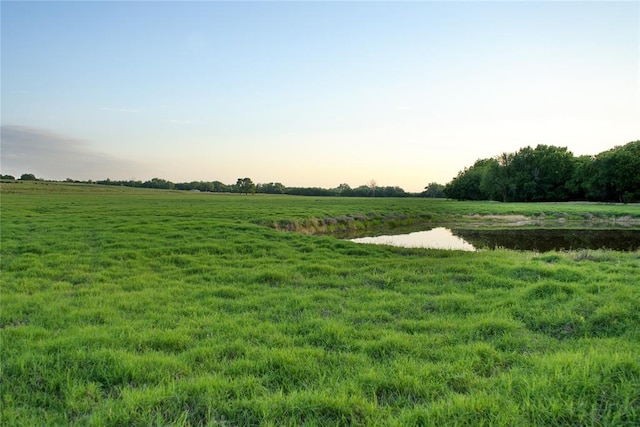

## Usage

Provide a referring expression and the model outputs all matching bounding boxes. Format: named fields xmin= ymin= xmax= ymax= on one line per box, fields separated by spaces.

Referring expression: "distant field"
xmin=2 ymin=182 xmax=639 ymax=425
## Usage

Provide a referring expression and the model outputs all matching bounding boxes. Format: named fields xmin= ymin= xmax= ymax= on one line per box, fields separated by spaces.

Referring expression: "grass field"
xmin=2 ymin=182 xmax=640 ymax=425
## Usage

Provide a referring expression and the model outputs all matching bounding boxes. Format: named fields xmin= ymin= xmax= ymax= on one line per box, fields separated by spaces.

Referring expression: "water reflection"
xmin=350 ymin=227 xmax=476 ymax=251
xmin=452 ymin=228 xmax=640 ymax=252
xmin=349 ymin=227 xmax=640 ymax=252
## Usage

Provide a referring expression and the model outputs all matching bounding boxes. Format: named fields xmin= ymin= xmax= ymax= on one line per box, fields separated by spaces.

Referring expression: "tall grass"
xmin=2 ymin=182 xmax=639 ymax=425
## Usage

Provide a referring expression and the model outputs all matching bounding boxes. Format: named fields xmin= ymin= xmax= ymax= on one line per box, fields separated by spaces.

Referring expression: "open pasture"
xmin=2 ymin=182 xmax=639 ymax=425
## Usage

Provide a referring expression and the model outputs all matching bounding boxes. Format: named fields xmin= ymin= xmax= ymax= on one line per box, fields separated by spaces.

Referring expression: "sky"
xmin=2 ymin=0 xmax=639 ymax=192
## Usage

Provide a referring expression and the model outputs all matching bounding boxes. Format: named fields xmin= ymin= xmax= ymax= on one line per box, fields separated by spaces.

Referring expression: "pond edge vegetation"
xmin=259 ymin=211 xmax=640 ymax=235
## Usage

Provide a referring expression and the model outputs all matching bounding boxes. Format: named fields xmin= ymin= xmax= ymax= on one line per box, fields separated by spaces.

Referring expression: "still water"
xmin=351 ymin=228 xmax=476 ymax=251
xmin=349 ymin=227 xmax=640 ymax=252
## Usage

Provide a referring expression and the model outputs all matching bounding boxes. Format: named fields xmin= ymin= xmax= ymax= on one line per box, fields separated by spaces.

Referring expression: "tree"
xmin=256 ymin=182 xmax=285 ymax=194
xmin=212 ymin=181 xmax=231 ymax=193
xmin=583 ymin=141 xmax=640 ymax=203
xmin=444 ymin=159 xmax=493 ymax=200
xmin=379 ymin=186 xmax=407 ymax=197
xmin=1 ymin=175 xmax=16 ymax=181
xmin=565 ymin=155 xmax=593 ymax=200
xmin=235 ymin=177 xmax=256 ymax=195
xmin=144 ymin=177 xmax=175 ymax=190
xmin=285 ymin=187 xmax=336 ymax=196
xmin=480 ymin=153 xmax=515 ymax=202
xmin=368 ymin=179 xmax=377 ymax=197
xmin=467 ymin=145 xmax=576 ymax=202
xmin=443 ymin=140 xmax=637 ymax=202
xmin=19 ymin=173 xmax=37 ymax=181
xmin=506 ymin=145 xmax=576 ymax=202
xmin=422 ymin=182 xmax=446 ymax=198
xmin=336 ymin=183 xmax=352 ymax=196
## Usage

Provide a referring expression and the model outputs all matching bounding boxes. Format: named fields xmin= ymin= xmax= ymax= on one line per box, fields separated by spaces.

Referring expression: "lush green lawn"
xmin=2 ymin=182 xmax=639 ymax=425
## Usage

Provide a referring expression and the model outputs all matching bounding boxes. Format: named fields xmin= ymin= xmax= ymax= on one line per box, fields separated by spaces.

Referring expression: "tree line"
xmin=87 ymin=177 xmax=413 ymax=197
xmin=4 ymin=140 xmax=636 ymax=202
xmin=1 ymin=174 xmax=416 ymax=197
xmin=1 ymin=173 xmax=37 ymax=181
xmin=54 ymin=177 xmax=411 ymax=197
xmin=444 ymin=141 xmax=640 ymax=203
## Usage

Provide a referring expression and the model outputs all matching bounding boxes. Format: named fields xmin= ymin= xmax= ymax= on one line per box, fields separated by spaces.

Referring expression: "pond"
xmin=350 ymin=227 xmax=476 ymax=251
xmin=348 ymin=227 xmax=640 ymax=252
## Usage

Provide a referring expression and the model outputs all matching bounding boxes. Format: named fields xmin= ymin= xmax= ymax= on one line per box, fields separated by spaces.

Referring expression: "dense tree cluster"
xmin=444 ymin=141 xmax=640 ymax=203
xmin=95 ymin=178 xmax=178 ymax=190
xmin=91 ymin=178 xmax=232 ymax=192
xmin=0 ymin=173 xmax=37 ymax=181
xmin=263 ymin=183 xmax=407 ymax=197
xmin=333 ymin=184 xmax=407 ymax=197
xmin=175 ymin=181 xmax=231 ymax=192
xmin=422 ymin=182 xmax=446 ymax=198
xmin=256 ymin=182 xmax=286 ymax=194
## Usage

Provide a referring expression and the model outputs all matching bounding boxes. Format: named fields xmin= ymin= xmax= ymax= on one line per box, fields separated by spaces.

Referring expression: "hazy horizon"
xmin=2 ymin=1 xmax=638 ymax=192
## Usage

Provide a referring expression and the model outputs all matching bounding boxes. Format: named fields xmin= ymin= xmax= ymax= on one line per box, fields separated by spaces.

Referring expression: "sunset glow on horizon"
xmin=2 ymin=1 xmax=638 ymax=192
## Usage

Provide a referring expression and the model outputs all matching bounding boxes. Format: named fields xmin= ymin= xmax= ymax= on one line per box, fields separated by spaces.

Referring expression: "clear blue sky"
xmin=2 ymin=0 xmax=638 ymax=192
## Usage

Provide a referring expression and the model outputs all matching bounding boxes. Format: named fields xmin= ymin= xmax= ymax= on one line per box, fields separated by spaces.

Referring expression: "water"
xmin=348 ymin=227 xmax=640 ymax=252
xmin=453 ymin=228 xmax=640 ymax=252
xmin=350 ymin=227 xmax=476 ymax=251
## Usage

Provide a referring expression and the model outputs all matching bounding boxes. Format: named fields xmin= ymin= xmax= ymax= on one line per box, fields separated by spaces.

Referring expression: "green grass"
xmin=2 ymin=182 xmax=640 ymax=425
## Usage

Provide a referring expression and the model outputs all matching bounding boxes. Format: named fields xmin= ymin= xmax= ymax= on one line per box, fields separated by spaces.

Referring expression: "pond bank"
xmin=262 ymin=213 xmax=640 ymax=235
